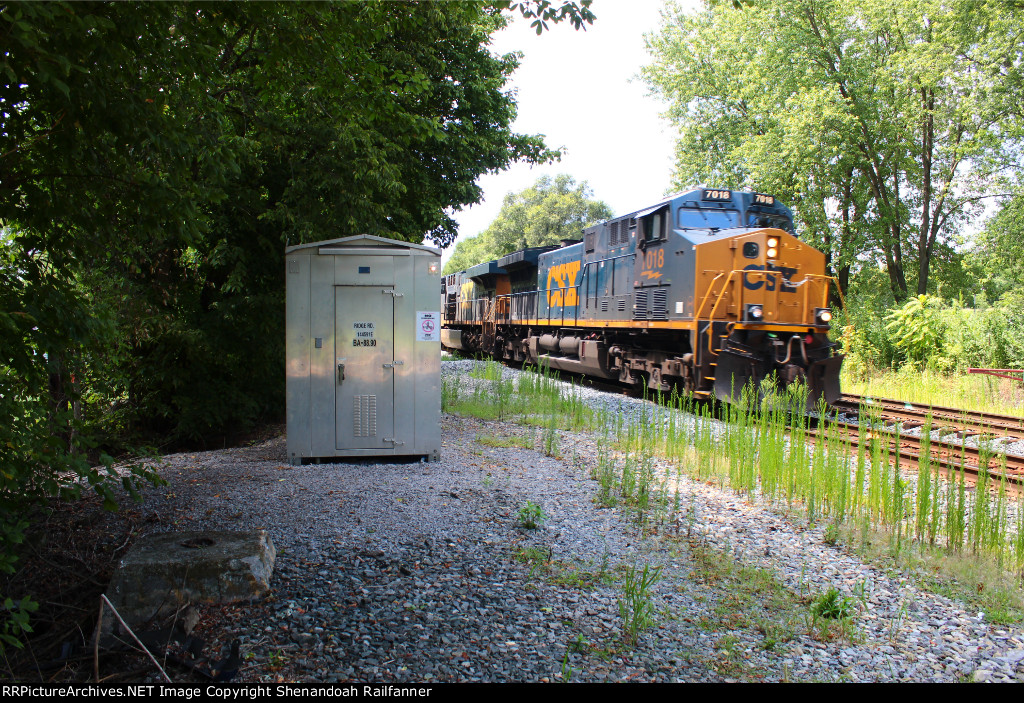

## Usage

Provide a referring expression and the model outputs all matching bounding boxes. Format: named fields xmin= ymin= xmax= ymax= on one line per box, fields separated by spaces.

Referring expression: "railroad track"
xmin=452 ymin=355 xmax=1024 ymax=487
xmin=568 ymin=377 xmax=1024 ymax=486
xmin=834 ymin=394 xmax=1024 ymax=439
xmin=823 ymin=394 xmax=1024 ymax=488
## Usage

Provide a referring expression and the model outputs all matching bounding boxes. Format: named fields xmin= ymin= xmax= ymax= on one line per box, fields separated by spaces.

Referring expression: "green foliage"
xmin=885 ymin=295 xmax=943 ymax=369
xmin=0 ymin=0 xmax=595 ymax=649
xmin=0 ymin=597 xmax=38 ymax=650
xmin=644 ymin=0 xmax=1024 ymax=301
xmin=517 ymin=500 xmax=546 ymax=529
xmin=443 ymin=174 xmax=612 ymax=274
xmin=618 ymin=562 xmax=662 ymax=646
xmin=810 ymin=588 xmax=856 ymax=621
xmin=843 ymin=287 xmax=1024 ymax=376
xmin=823 ymin=523 xmax=840 ymax=546
xmin=971 ymin=193 xmax=1024 ymax=303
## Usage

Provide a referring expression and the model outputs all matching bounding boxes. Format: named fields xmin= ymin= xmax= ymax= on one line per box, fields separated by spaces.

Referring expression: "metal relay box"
xmin=285 ymin=235 xmax=441 ymax=463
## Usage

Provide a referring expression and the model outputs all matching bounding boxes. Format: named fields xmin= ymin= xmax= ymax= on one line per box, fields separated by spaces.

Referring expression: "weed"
xmin=811 ymin=587 xmax=856 ymax=620
xmin=267 ymin=649 xmax=286 ymax=670
xmin=888 ymin=598 xmax=907 ymax=643
xmin=445 ymin=350 xmax=1024 ymax=625
xmin=515 ymin=545 xmax=551 ymax=564
xmin=852 ymin=579 xmax=869 ymax=608
xmin=476 ymin=433 xmax=532 ymax=450
xmin=549 ymin=563 xmax=599 ymax=589
xmin=618 ymin=562 xmax=662 ymax=646
xmin=807 ymin=587 xmax=860 ymax=642
xmin=560 ymin=650 xmax=575 ymax=682
xmin=714 ymin=634 xmax=749 ymax=677
xmin=567 ymin=633 xmax=590 ymax=654
xmin=514 ymin=545 xmax=551 ymax=580
xmin=517 ymin=500 xmax=545 ymax=529
xmin=824 ymin=522 xmax=840 ymax=546
xmin=597 ymin=547 xmax=614 ymax=586
xmin=513 ymin=547 xmax=608 ymax=590
xmin=543 ymin=414 xmax=560 ymax=458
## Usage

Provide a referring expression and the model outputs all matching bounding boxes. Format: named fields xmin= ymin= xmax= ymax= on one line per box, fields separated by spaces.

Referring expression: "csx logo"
xmin=743 ymin=264 xmax=798 ymax=292
xmin=547 ymin=260 xmax=581 ymax=307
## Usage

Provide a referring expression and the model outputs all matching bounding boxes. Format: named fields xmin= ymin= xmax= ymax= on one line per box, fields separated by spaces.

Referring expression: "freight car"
xmin=441 ymin=187 xmax=844 ymax=407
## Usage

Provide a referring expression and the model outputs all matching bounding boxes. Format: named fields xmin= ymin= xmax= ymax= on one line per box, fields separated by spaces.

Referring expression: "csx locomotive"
xmin=441 ymin=188 xmax=844 ymax=406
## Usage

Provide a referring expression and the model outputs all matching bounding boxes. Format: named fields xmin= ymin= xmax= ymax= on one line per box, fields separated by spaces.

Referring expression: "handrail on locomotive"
xmin=456 ymin=271 xmax=846 ymax=335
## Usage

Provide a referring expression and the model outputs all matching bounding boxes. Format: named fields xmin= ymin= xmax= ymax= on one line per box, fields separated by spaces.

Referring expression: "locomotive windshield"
xmin=676 ymin=207 xmax=738 ymax=231
xmin=746 ymin=212 xmax=794 ymax=233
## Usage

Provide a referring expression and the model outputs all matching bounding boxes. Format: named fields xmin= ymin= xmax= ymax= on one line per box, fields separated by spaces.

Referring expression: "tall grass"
xmin=843 ymin=365 xmax=1024 ymax=417
xmin=444 ymin=360 xmax=1024 ymax=580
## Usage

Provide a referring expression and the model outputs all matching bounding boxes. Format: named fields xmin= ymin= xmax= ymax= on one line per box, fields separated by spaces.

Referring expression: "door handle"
xmin=337 ymin=362 xmax=345 ymax=383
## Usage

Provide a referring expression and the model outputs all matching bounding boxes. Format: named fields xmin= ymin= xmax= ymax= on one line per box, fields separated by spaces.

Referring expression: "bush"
xmin=885 ymin=295 xmax=943 ymax=369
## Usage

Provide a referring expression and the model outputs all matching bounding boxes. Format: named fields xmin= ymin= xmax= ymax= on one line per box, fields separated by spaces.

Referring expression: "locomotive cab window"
xmin=642 ymin=210 xmax=667 ymax=243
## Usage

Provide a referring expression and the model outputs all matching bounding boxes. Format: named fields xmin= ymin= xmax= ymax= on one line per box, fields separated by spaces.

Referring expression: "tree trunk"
xmin=917 ymin=87 xmax=934 ymax=296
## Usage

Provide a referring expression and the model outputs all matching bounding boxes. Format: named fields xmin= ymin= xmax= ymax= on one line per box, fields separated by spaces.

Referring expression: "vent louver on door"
xmin=634 ymin=290 xmax=648 ymax=319
xmin=353 ymin=394 xmax=377 ymax=437
xmin=652 ymin=288 xmax=668 ymax=320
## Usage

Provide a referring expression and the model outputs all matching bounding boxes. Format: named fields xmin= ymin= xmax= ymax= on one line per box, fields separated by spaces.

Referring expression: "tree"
xmin=644 ymin=0 xmax=1024 ymax=302
xmin=1 ymin=1 xmax=597 ymax=440
xmin=972 ymin=193 xmax=1024 ymax=298
xmin=443 ymin=174 xmax=612 ymax=273
xmin=0 ymin=0 xmax=595 ymax=648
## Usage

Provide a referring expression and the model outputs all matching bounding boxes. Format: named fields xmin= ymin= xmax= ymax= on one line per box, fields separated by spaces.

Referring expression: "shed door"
xmin=335 ymin=286 xmax=395 ymax=450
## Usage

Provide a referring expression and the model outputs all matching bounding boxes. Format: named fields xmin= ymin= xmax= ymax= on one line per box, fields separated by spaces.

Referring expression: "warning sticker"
xmin=417 ymin=311 xmax=439 ymax=342
xmin=352 ymin=321 xmax=376 ymax=347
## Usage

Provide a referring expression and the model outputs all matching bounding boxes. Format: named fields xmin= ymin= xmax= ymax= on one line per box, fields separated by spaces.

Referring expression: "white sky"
xmin=437 ymin=0 xmax=701 ymax=264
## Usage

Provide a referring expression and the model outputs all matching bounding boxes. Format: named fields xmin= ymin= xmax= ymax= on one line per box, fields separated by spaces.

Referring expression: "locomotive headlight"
xmin=745 ymin=303 xmax=764 ymax=321
xmin=815 ymin=307 xmax=833 ymax=325
xmin=767 ymin=237 xmax=779 ymax=248
xmin=766 ymin=247 xmax=778 ymax=259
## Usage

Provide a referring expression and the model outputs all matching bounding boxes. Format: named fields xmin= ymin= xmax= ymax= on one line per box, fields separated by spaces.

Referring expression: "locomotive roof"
xmin=464 ymin=260 xmax=505 ymax=279
xmin=497 ymin=245 xmax=559 ymax=270
xmin=607 ymin=188 xmax=794 ymax=224
xmin=675 ymin=226 xmax=794 ymax=245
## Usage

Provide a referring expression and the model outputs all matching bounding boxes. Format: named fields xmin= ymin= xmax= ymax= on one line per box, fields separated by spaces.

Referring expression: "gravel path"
xmin=135 ymin=360 xmax=1024 ymax=683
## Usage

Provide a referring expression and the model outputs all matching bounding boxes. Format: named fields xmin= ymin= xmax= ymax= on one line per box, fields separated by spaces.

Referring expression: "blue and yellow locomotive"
xmin=441 ymin=188 xmax=844 ymax=406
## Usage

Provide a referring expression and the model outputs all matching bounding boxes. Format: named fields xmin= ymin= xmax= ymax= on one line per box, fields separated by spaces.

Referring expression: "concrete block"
xmin=105 ymin=530 xmax=276 ymax=631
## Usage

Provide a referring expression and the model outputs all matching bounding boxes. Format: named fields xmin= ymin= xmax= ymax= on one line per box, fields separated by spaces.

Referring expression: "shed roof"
xmin=285 ymin=234 xmax=440 ymax=255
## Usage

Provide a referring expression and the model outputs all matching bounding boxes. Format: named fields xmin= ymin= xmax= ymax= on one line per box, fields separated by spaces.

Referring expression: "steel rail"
xmin=833 ymin=394 xmax=1024 ymax=453
xmin=806 ymin=420 xmax=1024 ymax=489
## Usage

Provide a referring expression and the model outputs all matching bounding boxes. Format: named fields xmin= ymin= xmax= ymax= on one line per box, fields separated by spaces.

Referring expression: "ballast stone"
xmin=105 ymin=530 xmax=276 ymax=630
